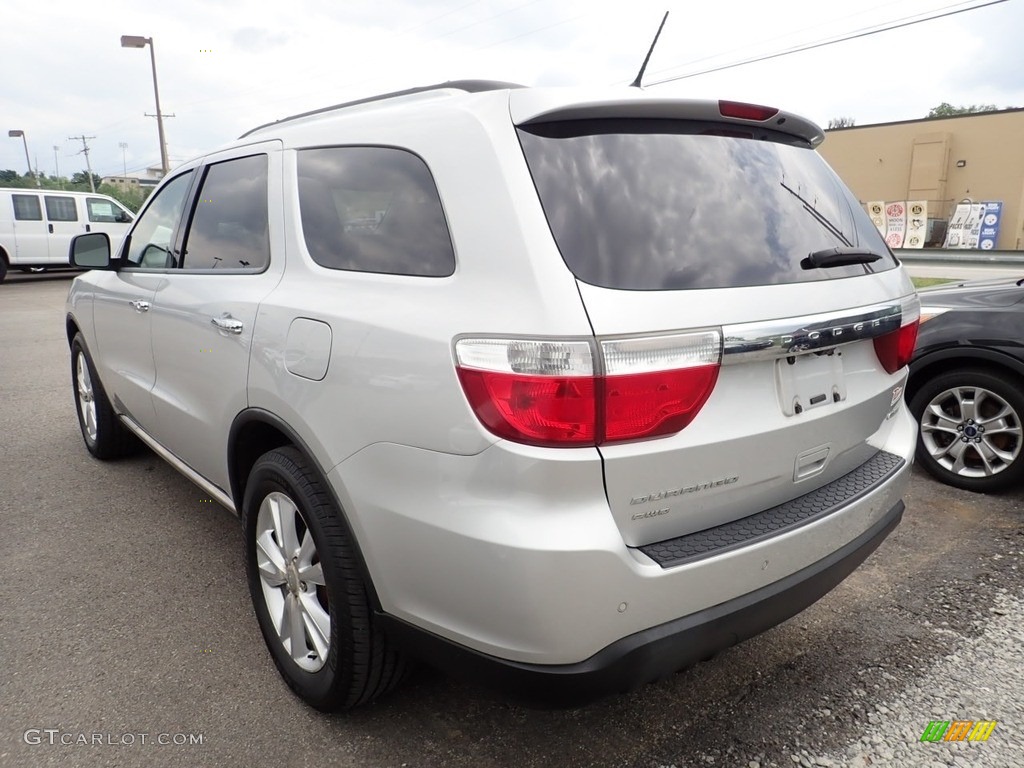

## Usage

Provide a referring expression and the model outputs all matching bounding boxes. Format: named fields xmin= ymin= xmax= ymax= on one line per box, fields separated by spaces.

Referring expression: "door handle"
xmin=129 ymin=300 xmax=151 ymax=312
xmin=48 ymin=223 xmax=54 ymax=234
xmin=85 ymin=224 xmax=91 ymax=232
xmin=211 ymin=315 xmax=243 ymax=334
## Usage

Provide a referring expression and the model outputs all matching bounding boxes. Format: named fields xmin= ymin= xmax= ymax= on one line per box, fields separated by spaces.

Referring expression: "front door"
xmin=89 ymin=170 xmax=197 ymax=431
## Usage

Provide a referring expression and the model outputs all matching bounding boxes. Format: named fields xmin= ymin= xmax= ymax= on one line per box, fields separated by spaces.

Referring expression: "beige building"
xmin=818 ymin=108 xmax=1024 ymax=250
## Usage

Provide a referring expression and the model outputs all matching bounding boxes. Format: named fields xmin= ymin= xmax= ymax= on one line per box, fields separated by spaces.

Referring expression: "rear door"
xmin=517 ymin=115 xmax=917 ymax=547
xmin=148 ymin=143 xmax=283 ymax=493
xmin=43 ymin=194 xmax=83 ymax=264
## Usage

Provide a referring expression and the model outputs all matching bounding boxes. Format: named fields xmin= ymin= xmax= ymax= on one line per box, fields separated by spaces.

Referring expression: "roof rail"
xmin=239 ymin=79 xmax=525 ymax=139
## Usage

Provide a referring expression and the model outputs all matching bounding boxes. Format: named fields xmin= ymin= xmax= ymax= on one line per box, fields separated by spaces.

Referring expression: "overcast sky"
xmin=2 ymin=0 xmax=1021 ymax=180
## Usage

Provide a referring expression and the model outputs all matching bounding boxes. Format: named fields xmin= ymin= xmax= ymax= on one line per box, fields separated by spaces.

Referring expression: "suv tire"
xmin=910 ymin=367 xmax=1024 ymax=492
xmin=71 ymin=333 xmax=139 ymax=459
xmin=243 ymin=446 xmax=408 ymax=710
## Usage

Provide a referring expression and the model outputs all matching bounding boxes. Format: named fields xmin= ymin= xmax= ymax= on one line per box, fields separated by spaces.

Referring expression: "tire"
xmin=0 ymin=254 xmax=7 ymax=283
xmin=243 ymin=446 xmax=408 ymax=710
xmin=70 ymin=333 xmax=139 ymax=459
xmin=910 ymin=367 xmax=1024 ymax=492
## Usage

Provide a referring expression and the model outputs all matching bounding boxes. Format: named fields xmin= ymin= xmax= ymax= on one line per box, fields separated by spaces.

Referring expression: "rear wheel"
xmin=243 ymin=446 xmax=408 ymax=710
xmin=910 ymin=367 xmax=1024 ymax=492
xmin=70 ymin=333 xmax=139 ymax=459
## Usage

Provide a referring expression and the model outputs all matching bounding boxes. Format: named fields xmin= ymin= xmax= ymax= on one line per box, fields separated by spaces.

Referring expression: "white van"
xmin=0 ymin=188 xmax=134 ymax=282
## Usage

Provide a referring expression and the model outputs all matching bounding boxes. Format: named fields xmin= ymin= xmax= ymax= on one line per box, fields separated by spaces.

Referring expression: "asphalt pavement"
xmin=1 ymin=274 xmax=1022 ymax=768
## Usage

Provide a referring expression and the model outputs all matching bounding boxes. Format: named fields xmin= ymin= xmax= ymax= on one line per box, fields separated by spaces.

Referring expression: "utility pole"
xmin=118 ymin=142 xmax=128 ymax=177
xmin=144 ymin=112 xmax=174 ymax=173
xmin=53 ymin=146 xmax=60 ymax=185
xmin=68 ymin=135 xmax=97 ymax=193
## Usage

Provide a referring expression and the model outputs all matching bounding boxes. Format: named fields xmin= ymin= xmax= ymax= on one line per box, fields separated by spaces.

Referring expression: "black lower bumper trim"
xmin=379 ymin=500 xmax=904 ymax=707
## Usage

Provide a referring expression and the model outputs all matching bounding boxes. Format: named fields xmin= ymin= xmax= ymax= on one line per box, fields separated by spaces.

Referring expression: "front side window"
xmin=44 ymin=196 xmax=78 ymax=222
xmin=518 ymin=119 xmax=897 ymax=290
xmin=181 ymin=154 xmax=269 ymax=270
xmin=12 ymin=194 xmax=41 ymax=221
xmin=87 ymin=197 xmax=132 ymax=223
xmin=125 ymin=171 xmax=194 ymax=269
xmin=297 ymin=147 xmax=455 ymax=277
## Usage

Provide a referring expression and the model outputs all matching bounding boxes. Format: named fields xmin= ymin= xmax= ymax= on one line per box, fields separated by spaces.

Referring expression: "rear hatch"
xmin=513 ymin=94 xmax=918 ymax=547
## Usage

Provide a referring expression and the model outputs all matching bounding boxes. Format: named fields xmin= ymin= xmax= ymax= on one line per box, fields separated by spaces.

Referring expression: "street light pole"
xmin=120 ymin=34 xmax=170 ymax=176
xmin=8 ymin=130 xmax=40 ymax=187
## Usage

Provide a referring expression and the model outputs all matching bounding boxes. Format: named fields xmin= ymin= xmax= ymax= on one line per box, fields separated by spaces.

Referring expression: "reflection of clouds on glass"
xmin=520 ymin=122 xmax=893 ymax=290
xmin=185 ymin=155 xmax=269 ymax=269
xmin=297 ymin=147 xmax=454 ymax=277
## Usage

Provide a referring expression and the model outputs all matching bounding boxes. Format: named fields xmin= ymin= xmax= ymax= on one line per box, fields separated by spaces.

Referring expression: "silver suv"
xmin=65 ymin=81 xmax=919 ymax=710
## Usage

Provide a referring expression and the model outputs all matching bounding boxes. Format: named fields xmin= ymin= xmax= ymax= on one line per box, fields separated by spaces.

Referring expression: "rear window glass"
xmin=517 ymin=119 xmax=896 ymax=291
xmin=297 ymin=146 xmax=455 ymax=277
xmin=12 ymin=194 xmax=41 ymax=221
xmin=44 ymin=196 xmax=78 ymax=222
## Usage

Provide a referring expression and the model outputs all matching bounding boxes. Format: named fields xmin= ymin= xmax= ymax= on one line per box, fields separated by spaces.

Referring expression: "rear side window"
xmin=12 ymin=194 xmax=41 ymax=221
xmin=44 ymin=196 xmax=78 ymax=222
xmin=297 ymin=147 xmax=455 ymax=277
xmin=518 ymin=119 xmax=896 ymax=290
xmin=182 ymin=154 xmax=269 ymax=271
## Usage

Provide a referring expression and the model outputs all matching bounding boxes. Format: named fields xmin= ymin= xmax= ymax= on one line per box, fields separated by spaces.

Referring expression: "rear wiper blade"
xmin=801 ymin=247 xmax=883 ymax=270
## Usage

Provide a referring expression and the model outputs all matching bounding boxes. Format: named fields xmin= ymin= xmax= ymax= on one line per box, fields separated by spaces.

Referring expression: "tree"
xmin=927 ymin=102 xmax=999 ymax=118
xmin=69 ymin=170 xmax=102 ymax=190
xmin=827 ymin=116 xmax=856 ymax=129
xmin=0 ymin=169 xmax=20 ymax=183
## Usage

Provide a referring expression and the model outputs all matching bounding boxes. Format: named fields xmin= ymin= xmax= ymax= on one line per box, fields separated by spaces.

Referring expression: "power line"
xmin=646 ymin=0 xmax=1009 ymax=87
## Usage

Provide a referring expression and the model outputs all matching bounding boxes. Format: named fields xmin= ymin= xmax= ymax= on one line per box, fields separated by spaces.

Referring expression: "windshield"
xmin=517 ymin=119 xmax=896 ymax=291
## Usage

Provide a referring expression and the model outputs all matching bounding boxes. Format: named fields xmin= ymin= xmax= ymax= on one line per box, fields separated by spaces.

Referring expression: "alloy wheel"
xmin=255 ymin=491 xmax=331 ymax=672
xmin=919 ymin=385 xmax=1023 ymax=479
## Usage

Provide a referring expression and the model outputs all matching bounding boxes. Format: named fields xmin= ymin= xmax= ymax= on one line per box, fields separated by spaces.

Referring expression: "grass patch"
xmin=911 ymin=277 xmax=958 ymax=289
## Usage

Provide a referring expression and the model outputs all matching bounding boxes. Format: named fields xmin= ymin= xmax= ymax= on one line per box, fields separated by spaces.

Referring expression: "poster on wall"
xmin=867 ymin=201 xmax=887 ymax=239
xmin=903 ymin=201 xmax=927 ymax=249
xmin=884 ymin=201 xmax=907 ymax=248
xmin=943 ymin=203 xmax=971 ymax=248
xmin=963 ymin=203 xmax=986 ymax=248
xmin=977 ymin=201 xmax=1003 ymax=250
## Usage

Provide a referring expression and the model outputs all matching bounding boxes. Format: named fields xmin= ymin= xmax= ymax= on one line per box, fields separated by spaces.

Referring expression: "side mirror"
xmin=70 ymin=232 xmax=113 ymax=269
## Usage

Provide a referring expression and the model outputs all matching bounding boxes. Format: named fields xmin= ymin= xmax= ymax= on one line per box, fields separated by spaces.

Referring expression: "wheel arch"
xmin=66 ymin=314 xmax=82 ymax=347
xmin=228 ymin=408 xmax=383 ymax=611
xmin=908 ymin=348 xmax=1024 ymax=403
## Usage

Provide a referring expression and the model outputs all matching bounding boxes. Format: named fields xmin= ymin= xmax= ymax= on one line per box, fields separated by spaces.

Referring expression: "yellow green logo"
xmin=920 ymin=720 xmax=997 ymax=742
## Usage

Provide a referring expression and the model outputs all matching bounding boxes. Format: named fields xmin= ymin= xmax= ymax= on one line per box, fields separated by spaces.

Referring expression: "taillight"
xmin=718 ymin=100 xmax=779 ymax=121
xmin=455 ymin=332 xmax=722 ymax=448
xmin=873 ymin=295 xmax=920 ymax=374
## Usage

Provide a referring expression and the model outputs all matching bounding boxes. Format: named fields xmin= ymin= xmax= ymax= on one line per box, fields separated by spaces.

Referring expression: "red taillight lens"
xmin=455 ymin=332 xmax=722 ymax=447
xmin=456 ymin=369 xmax=597 ymax=445
xmin=603 ymin=365 xmax=720 ymax=442
xmin=873 ymin=318 xmax=919 ymax=374
xmin=718 ymin=100 xmax=780 ymax=121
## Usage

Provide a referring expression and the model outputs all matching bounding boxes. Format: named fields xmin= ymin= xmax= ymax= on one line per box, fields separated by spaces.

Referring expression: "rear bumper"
xmin=380 ymin=498 xmax=903 ymax=706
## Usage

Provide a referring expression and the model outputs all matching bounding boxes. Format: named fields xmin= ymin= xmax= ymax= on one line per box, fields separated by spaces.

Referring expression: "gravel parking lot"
xmin=1 ymin=274 xmax=1022 ymax=768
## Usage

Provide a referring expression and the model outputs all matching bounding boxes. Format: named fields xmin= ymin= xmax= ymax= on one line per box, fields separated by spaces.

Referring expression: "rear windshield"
xmin=517 ymin=119 xmax=896 ymax=291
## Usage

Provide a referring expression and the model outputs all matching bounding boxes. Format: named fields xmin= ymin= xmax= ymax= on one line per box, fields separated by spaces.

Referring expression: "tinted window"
xmin=12 ymin=194 xmax=41 ymax=221
xmin=297 ymin=147 xmax=455 ymax=277
xmin=125 ymin=171 xmax=194 ymax=269
xmin=518 ymin=120 xmax=896 ymax=290
xmin=44 ymin=196 xmax=78 ymax=222
xmin=181 ymin=154 xmax=269 ymax=271
xmin=87 ymin=197 xmax=132 ymax=223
